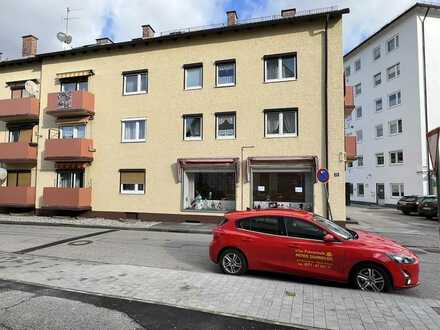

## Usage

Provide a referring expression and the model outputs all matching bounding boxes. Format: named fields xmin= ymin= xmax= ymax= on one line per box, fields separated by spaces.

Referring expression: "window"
xmin=8 ymin=127 xmax=32 ymax=143
xmin=184 ymin=115 xmax=202 ymax=140
xmin=57 ymin=171 xmax=84 ymax=188
xmin=355 ymin=59 xmax=361 ymax=71
xmin=387 ymin=34 xmax=399 ymax=53
xmin=264 ymin=109 xmax=297 ymax=137
xmin=8 ymin=129 xmax=20 ymax=142
xmin=388 ymin=91 xmax=401 ymax=108
xmin=216 ymin=61 xmax=235 ymax=87
xmin=357 ymin=155 xmax=364 ymax=167
xmin=375 ymin=98 xmax=383 ymax=112
xmin=123 ymin=72 xmax=147 ymax=95
xmin=389 ymin=119 xmax=403 ymax=135
xmin=264 ymin=54 xmax=296 ymax=82
xmin=387 ymin=63 xmax=400 ymax=80
xmin=349 ymin=183 xmax=354 ymax=195
xmin=238 ymin=217 xmax=283 ymax=236
xmin=183 ymin=171 xmax=236 ymax=211
xmin=60 ymin=125 xmax=85 ymax=139
xmin=121 ymin=118 xmax=146 ymax=143
xmin=390 ymin=150 xmax=404 ymax=164
xmin=356 ymin=106 xmax=362 ymax=119
xmin=184 ymin=64 xmax=203 ymax=90
xmin=356 ymin=130 xmax=363 ymax=143
xmin=345 ymin=66 xmax=351 ymax=78
xmin=6 ymin=170 xmax=31 ymax=187
xmin=376 ymin=153 xmax=385 ymax=166
xmin=391 ymin=183 xmax=404 ymax=198
xmin=61 ymin=78 xmax=88 ymax=92
xmin=357 ymin=183 xmax=365 ymax=197
xmin=11 ymin=86 xmax=31 ymax=99
xmin=373 ymin=46 xmax=381 ymax=60
xmin=120 ymin=170 xmax=145 ymax=194
xmin=284 ymin=217 xmax=325 ymax=240
xmin=375 ymin=124 xmax=384 ymax=138
xmin=216 ymin=112 xmax=236 ymax=139
xmin=355 ymin=83 xmax=362 ymax=96
xmin=374 ymin=72 xmax=381 ymax=86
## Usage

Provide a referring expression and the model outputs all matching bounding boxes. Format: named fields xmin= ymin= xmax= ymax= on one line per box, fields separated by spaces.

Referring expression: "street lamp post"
xmin=426 ymin=127 xmax=440 ymax=246
xmin=240 ymin=145 xmax=255 ymax=210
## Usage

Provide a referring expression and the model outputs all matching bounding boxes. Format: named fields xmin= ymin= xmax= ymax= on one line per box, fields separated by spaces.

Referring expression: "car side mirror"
xmin=323 ymin=234 xmax=336 ymax=242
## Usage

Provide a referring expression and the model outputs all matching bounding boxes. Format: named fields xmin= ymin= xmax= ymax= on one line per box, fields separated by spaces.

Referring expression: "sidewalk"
xmin=0 ymin=252 xmax=439 ymax=330
xmin=0 ymin=213 xmax=215 ymax=234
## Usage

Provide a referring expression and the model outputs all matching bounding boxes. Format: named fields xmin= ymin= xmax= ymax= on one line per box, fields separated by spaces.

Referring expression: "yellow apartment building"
xmin=0 ymin=7 xmax=353 ymax=223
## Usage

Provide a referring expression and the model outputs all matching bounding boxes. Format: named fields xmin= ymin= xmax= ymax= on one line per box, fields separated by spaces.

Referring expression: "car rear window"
xmin=402 ymin=196 xmax=417 ymax=202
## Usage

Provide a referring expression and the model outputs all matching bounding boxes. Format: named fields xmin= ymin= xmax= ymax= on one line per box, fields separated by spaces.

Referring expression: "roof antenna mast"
xmin=56 ymin=7 xmax=79 ymax=50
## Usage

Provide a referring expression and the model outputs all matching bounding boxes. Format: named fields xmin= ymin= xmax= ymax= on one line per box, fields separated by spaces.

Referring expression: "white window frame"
xmin=388 ymin=90 xmax=401 ymax=108
xmin=184 ymin=65 xmax=203 ymax=90
xmin=216 ymin=62 xmax=236 ymax=87
xmin=123 ymin=72 xmax=148 ymax=95
xmin=59 ymin=124 xmax=86 ymax=139
xmin=390 ymin=183 xmax=404 ymax=198
xmin=356 ymin=130 xmax=363 ymax=143
xmin=375 ymin=124 xmax=384 ymax=139
xmin=374 ymin=72 xmax=381 ymax=86
xmin=387 ymin=63 xmax=400 ymax=81
xmin=184 ymin=115 xmax=203 ymax=141
xmin=57 ymin=171 xmax=84 ymax=189
xmin=375 ymin=153 xmax=385 ymax=167
xmin=373 ymin=46 xmax=381 ymax=60
xmin=389 ymin=119 xmax=403 ymax=135
xmin=215 ymin=113 xmax=236 ymax=140
xmin=375 ymin=98 xmax=383 ymax=112
xmin=121 ymin=118 xmax=146 ymax=143
xmin=389 ymin=150 xmax=404 ymax=165
xmin=355 ymin=83 xmax=362 ymax=96
xmin=355 ymin=59 xmax=361 ymax=71
xmin=264 ymin=55 xmax=297 ymax=83
xmin=120 ymin=183 xmax=145 ymax=195
xmin=387 ymin=34 xmax=399 ymax=53
xmin=264 ymin=110 xmax=298 ymax=138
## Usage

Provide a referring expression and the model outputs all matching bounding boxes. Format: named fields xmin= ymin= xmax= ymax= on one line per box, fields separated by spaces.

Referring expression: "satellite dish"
xmin=57 ymin=32 xmax=72 ymax=44
xmin=24 ymin=80 xmax=39 ymax=96
xmin=0 ymin=168 xmax=7 ymax=183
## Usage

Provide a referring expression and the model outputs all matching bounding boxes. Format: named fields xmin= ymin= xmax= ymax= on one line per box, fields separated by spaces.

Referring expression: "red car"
xmin=209 ymin=209 xmax=419 ymax=292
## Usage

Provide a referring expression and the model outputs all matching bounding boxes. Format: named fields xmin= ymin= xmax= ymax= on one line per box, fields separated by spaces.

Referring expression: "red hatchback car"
xmin=209 ymin=209 xmax=420 ymax=292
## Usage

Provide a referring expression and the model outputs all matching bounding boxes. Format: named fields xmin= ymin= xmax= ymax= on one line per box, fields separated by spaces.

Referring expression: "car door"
xmin=235 ymin=216 xmax=292 ymax=273
xmin=282 ymin=217 xmax=346 ymax=281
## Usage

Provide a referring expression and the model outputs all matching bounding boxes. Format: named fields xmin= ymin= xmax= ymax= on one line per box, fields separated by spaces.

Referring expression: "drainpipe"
xmin=421 ymin=8 xmax=431 ymax=194
xmin=324 ymin=15 xmax=331 ymax=219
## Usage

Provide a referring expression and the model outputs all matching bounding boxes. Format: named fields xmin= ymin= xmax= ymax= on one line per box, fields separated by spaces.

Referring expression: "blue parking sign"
xmin=316 ymin=168 xmax=330 ymax=183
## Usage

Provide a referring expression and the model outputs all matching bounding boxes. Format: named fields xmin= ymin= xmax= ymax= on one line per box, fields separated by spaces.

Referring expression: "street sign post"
xmin=316 ymin=168 xmax=332 ymax=220
xmin=426 ymin=127 xmax=440 ymax=245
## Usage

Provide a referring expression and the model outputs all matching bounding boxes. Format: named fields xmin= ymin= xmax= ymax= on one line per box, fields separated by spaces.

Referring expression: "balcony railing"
xmin=0 ymin=186 xmax=36 ymax=208
xmin=0 ymin=97 xmax=39 ymax=122
xmin=44 ymin=138 xmax=93 ymax=162
xmin=345 ymin=135 xmax=357 ymax=161
xmin=46 ymin=91 xmax=95 ymax=118
xmin=42 ymin=187 xmax=92 ymax=210
xmin=0 ymin=142 xmax=37 ymax=163
xmin=344 ymin=86 xmax=355 ymax=118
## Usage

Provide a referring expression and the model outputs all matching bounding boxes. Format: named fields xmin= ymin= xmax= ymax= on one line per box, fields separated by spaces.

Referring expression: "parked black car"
xmin=397 ymin=195 xmax=423 ymax=215
xmin=418 ymin=196 xmax=437 ymax=219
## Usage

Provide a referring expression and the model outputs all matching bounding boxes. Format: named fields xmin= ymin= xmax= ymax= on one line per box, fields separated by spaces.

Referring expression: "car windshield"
xmin=313 ymin=215 xmax=354 ymax=240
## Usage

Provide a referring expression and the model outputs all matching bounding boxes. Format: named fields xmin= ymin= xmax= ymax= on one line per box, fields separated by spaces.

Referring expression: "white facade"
xmin=344 ymin=4 xmax=440 ymax=205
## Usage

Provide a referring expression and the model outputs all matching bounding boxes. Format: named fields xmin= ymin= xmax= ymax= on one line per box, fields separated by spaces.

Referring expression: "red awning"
xmin=177 ymin=158 xmax=240 ymax=182
xmin=246 ymin=156 xmax=319 ymax=182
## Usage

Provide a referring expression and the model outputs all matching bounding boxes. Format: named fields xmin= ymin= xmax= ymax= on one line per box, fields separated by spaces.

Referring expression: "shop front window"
xmin=183 ymin=171 xmax=236 ymax=211
xmin=252 ymin=172 xmax=313 ymax=211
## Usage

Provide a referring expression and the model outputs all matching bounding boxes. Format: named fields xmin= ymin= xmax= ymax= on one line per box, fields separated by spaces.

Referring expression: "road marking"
xmin=15 ymin=229 xmax=118 ymax=254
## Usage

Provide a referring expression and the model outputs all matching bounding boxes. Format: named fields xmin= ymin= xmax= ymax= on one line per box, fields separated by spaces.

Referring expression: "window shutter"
xmin=18 ymin=128 xmax=33 ymax=143
xmin=7 ymin=172 xmax=18 ymax=187
xmin=17 ymin=172 xmax=31 ymax=187
xmin=120 ymin=171 xmax=145 ymax=184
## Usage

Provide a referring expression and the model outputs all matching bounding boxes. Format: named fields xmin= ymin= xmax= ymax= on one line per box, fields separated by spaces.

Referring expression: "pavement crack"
xmin=1 ymin=294 xmax=35 ymax=311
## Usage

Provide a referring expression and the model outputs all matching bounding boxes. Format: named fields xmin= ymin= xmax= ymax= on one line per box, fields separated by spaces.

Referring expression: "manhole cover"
xmin=432 ymin=307 xmax=440 ymax=315
xmin=68 ymin=240 xmax=93 ymax=246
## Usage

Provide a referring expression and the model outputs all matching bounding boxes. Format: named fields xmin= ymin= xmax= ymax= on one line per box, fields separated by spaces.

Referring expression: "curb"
xmin=0 ymin=220 xmax=213 ymax=235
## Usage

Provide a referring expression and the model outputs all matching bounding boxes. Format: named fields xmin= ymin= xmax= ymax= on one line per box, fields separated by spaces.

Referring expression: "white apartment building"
xmin=344 ymin=2 xmax=440 ymax=205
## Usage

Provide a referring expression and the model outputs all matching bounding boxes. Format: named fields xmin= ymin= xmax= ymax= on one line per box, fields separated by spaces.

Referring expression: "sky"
xmin=0 ymin=0 xmax=438 ymax=60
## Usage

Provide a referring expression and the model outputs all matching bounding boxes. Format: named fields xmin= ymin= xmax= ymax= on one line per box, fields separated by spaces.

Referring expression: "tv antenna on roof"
xmin=56 ymin=7 xmax=79 ymax=50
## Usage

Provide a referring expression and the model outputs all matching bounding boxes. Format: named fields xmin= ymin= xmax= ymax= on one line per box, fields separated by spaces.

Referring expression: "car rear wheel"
xmin=219 ymin=249 xmax=247 ymax=275
xmin=353 ymin=264 xmax=391 ymax=292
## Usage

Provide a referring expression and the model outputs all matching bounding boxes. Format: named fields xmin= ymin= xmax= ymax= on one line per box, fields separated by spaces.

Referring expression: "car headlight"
xmin=387 ymin=254 xmax=416 ymax=264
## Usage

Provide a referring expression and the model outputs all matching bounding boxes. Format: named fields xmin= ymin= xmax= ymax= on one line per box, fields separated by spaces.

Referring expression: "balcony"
xmin=42 ymin=187 xmax=92 ymax=211
xmin=344 ymin=86 xmax=355 ymax=119
xmin=0 ymin=187 xmax=36 ymax=208
xmin=44 ymin=138 xmax=93 ymax=162
xmin=0 ymin=142 xmax=37 ymax=163
xmin=0 ymin=97 xmax=39 ymax=122
xmin=46 ymin=91 xmax=95 ymax=118
xmin=345 ymin=135 xmax=357 ymax=161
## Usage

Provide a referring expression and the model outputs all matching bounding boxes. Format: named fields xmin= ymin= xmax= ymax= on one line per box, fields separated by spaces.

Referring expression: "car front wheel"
xmin=219 ymin=249 xmax=247 ymax=275
xmin=353 ymin=264 xmax=391 ymax=292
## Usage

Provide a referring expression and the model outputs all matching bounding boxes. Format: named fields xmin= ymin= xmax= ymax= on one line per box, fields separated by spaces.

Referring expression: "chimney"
xmin=142 ymin=25 xmax=155 ymax=39
xmin=96 ymin=37 xmax=113 ymax=45
xmin=226 ymin=10 xmax=238 ymax=26
xmin=22 ymin=35 xmax=38 ymax=57
xmin=281 ymin=8 xmax=296 ymax=18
